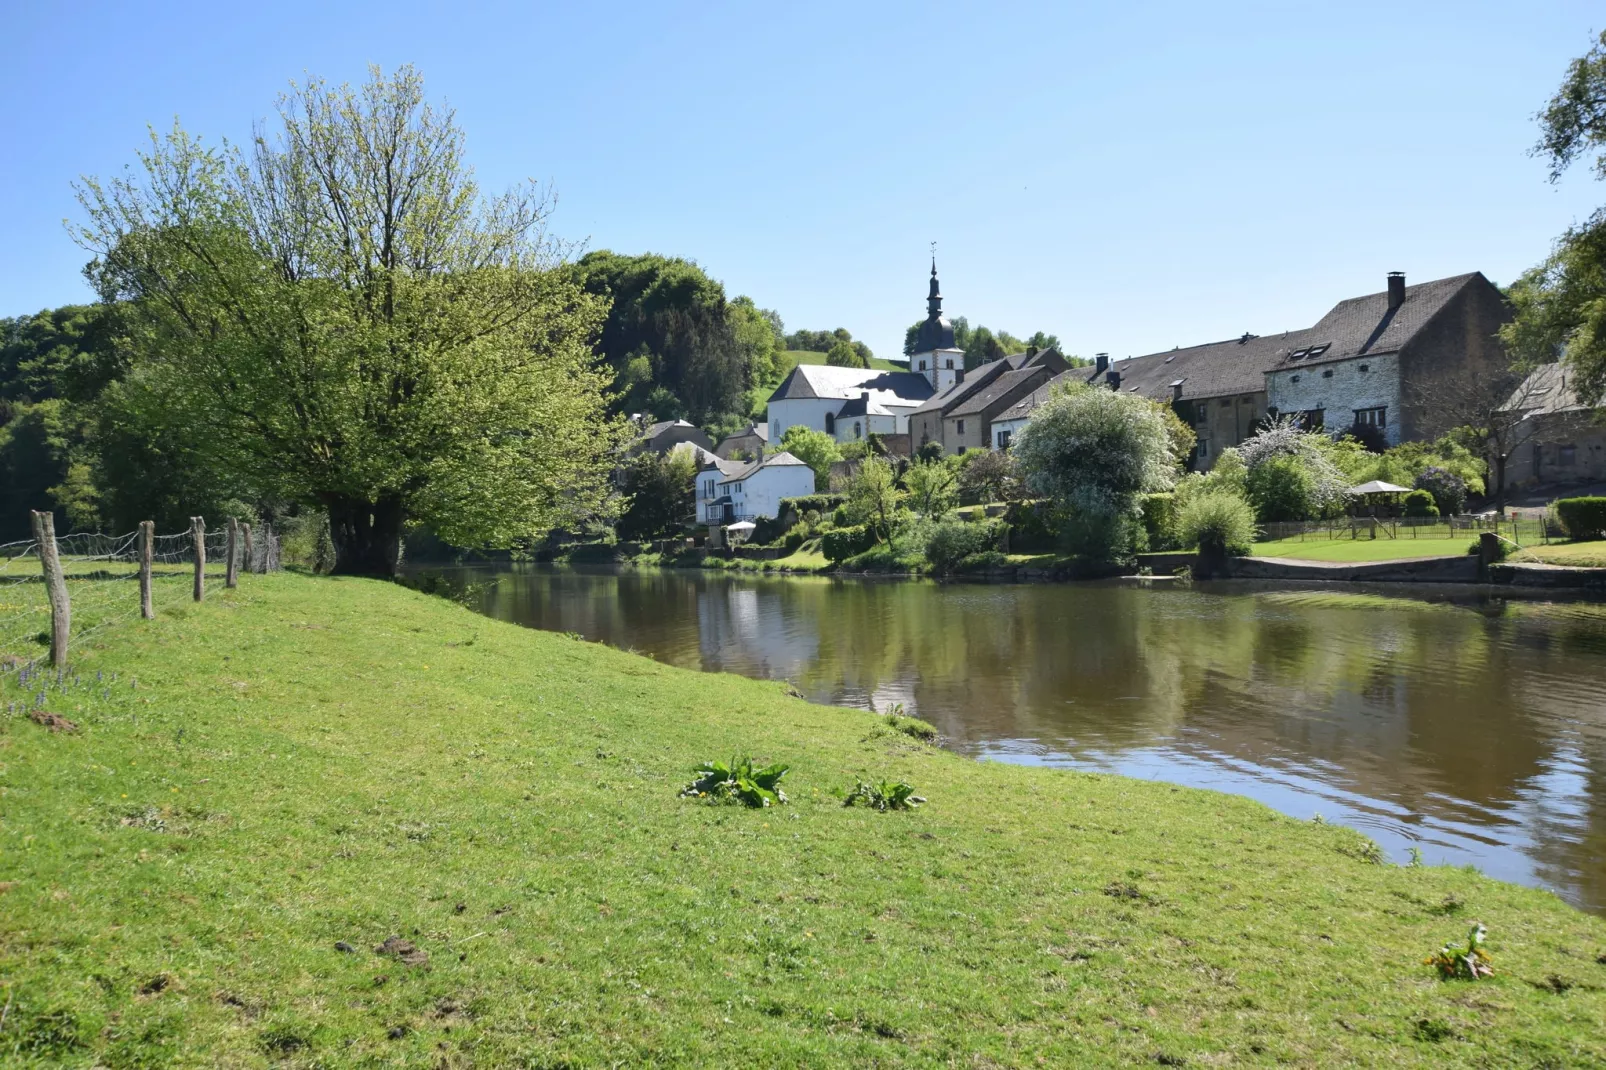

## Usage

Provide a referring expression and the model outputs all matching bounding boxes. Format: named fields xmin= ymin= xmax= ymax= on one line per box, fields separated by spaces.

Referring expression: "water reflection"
xmin=430 ymin=566 xmax=1606 ymax=915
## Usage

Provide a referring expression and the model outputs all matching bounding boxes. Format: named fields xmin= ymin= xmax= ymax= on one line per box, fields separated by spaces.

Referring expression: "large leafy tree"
xmin=1013 ymin=382 xmax=1177 ymax=556
xmin=576 ymin=251 xmax=781 ymax=425
xmin=1503 ymin=30 xmax=1606 ymax=401
xmin=74 ymin=66 xmax=625 ymax=575
xmin=778 ymin=425 xmax=841 ymax=491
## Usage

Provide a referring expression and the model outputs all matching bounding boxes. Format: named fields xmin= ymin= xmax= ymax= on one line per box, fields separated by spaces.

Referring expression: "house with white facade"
xmin=697 ymin=451 xmax=815 ymax=525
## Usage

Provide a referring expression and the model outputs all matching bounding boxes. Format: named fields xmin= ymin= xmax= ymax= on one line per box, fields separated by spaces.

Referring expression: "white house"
xmin=765 ymin=364 xmax=933 ymax=444
xmin=697 ymin=451 xmax=815 ymax=524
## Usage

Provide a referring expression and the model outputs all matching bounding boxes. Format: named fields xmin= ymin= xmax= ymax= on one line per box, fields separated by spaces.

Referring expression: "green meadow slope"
xmin=3 ymin=573 xmax=1604 ymax=1066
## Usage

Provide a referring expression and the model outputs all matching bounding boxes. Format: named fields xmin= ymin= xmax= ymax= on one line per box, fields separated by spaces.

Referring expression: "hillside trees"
xmin=75 ymin=65 xmax=626 ymax=576
xmin=579 ymin=251 xmax=784 ymax=425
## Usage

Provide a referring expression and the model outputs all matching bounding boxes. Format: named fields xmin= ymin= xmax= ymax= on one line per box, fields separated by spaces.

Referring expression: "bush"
xmin=1177 ymin=489 xmax=1257 ymax=557
xmin=750 ymin=515 xmax=787 ymax=545
xmin=830 ymin=505 xmax=848 ymax=527
xmin=1141 ymin=492 xmax=1180 ymax=551
xmin=1402 ymin=490 xmax=1439 ymax=518
xmin=1005 ymin=499 xmax=1058 ymax=553
xmin=781 ymin=530 xmax=806 ymax=553
xmin=1244 ymin=453 xmax=1316 ymax=522
xmin=1414 ymin=466 xmax=1468 ymax=515
xmin=915 ymin=516 xmax=1007 ymax=574
xmin=679 ymin=756 xmax=789 ymax=808
xmin=822 ymin=524 xmax=877 ymax=563
xmin=780 ymin=494 xmax=845 ymax=521
xmin=843 ymin=779 xmax=925 ymax=811
xmin=1555 ymin=496 xmax=1606 ymax=540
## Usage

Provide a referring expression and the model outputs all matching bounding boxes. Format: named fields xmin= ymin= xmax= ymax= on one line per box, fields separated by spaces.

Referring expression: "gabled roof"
xmin=643 ymin=418 xmax=700 ymax=439
xmin=707 ymin=450 xmax=810 ymax=485
xmin=835 ymin=393 xmax=895 ymax=418
xmin=996 ymin=369 xmax=1082 ymax=423
xmin=947 ymin=366 xmax=1054 ymax=419
xmin=1500 ymin=362 xmax=1598 ymax=416
xmin=1271 ymin=273 xmax=1488 ymax=371
xmin=1095 ymin=332 xmax=1306 ymax=403
xmin=768 ymin=364 xmax=933 ymax=406
xmin=910 ymin=351 xmax=1044 ymax=416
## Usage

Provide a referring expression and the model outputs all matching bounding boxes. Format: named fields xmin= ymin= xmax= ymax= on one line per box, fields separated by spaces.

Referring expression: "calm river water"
xmin=420 ymin=565 xmax=1606 ymax=915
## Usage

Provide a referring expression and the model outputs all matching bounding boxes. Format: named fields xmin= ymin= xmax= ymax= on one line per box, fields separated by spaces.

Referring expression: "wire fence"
xmin=0 ymin=514 xmax=281 ymax=669
xmin=1258 ymin=515 xmax=1554 ymax=545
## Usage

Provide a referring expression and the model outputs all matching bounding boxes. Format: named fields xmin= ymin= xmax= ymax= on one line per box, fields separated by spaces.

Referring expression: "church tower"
xmin=909 ymin=260 xmax=964 ymax=392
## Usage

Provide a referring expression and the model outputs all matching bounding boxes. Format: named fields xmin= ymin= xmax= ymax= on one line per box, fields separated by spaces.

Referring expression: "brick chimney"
xmin=1387 ymin=271 xmax=1405 ymax=311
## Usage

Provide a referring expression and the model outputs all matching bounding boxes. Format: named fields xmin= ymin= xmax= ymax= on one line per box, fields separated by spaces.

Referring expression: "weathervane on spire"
xmin=930 ymin=240 xmax=937 ymax=272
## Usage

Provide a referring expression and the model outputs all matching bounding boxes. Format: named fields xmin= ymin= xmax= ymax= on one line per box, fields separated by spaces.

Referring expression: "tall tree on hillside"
xmin=1504 ymin=30 xmax=1606 ymax=402
xmin=75 ymin=65 xmax=626 ymax=576
xmin=576 ymin=251 xmax=781 ymax=425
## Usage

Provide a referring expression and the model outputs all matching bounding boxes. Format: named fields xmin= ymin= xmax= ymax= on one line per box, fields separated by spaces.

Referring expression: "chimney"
xmin=1095 ymin=352 xmax=1109 ymax=374
xmin=1387 ymin=271 xmax=1405 ymax=311
xmin=861 ymin=391 xmax=870 ymax=403
xmin=1105 ymin=370 xmax=1121 ymax=390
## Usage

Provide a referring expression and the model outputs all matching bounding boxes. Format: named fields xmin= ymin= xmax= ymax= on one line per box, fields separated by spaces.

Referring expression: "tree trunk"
xmin=325 ymin=496 xmax=405 ymax=577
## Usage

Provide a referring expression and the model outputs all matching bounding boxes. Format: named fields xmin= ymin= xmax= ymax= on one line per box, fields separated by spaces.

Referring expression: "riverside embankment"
xmin=9 ymin=572 xmax=1599 ymax=1065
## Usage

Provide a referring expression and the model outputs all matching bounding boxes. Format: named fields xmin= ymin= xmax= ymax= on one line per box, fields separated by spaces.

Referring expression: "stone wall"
xmin=1267 ymin=353 xmax=1401 ymax=444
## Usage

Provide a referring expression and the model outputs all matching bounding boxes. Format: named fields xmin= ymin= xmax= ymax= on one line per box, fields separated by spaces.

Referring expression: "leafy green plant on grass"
xmin=1425 ymin=923 xmax=1494 ymax=980
xmin=884 ymin=714 xmax=938 ymax=742
xmin=844 ymin=778 xmax=926 ymax=811
xmin=679 ymin=755 xmax=790 ymax=807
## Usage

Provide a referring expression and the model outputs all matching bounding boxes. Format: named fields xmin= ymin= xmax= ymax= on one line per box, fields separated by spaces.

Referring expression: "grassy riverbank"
xmin=7 ymin=574 xmax=1605 ymax=1067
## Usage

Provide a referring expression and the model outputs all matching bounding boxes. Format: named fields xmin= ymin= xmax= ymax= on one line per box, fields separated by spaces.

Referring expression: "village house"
xmin=994 ymin=271 xmax=1511 ymax=470
xmin=714 ymin=422 xmax=768 ymax=461
xmin=696 ymin=451 xmax=814 ymax=525
xmin=631 ymin=417 xmax=714 ymax=456
xmin=1498 ymin=363 xmax=1606 ymax=489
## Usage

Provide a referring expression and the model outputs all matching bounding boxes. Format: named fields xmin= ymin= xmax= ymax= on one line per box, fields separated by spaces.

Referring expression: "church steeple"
xmin=911 ymin=255 xmax=961 ymax=391
xmin=927 ymin=259 xmax=942 ymax=317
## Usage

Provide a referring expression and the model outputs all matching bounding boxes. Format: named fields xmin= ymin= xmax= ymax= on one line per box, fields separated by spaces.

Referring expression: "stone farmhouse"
xmin=995 ymin=271 xmax=1511 ymax=469
xmin=714 ymin=422 xmax=768 ymax=461
xmin=1498 ymin=363 xmax=1606 ymax=489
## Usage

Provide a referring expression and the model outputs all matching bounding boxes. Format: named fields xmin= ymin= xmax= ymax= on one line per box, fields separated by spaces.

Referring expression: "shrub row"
xmin=821 ymin=524 xmax=878 ymax=563
xmin=1555 ymin=496 xmax=1606 ymax=540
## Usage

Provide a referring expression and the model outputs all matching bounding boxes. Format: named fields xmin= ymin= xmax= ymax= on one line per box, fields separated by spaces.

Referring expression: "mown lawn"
xmin=4 ymin=573 xmax=1606 ymax=1066
xmin=776 ymin=349 xmax=907 ymax=374
xmin=1515 ymin=540 xmax=1606 ymax=568
xmin=1249 ymin=536 xmax=1475 ymax=562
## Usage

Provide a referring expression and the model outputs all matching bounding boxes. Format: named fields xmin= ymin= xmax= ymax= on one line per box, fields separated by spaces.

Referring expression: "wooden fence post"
xmin=139 ymin=520 xmax=154 ymax=620
xmin=31 ymin=511 xmax=71 ymax=668
xmin=191 ymin=516 xmax=206 ymax=602
xmin=226 ymin=517 xmax=239 ymax=589
xmin=242 ymin=522 xmax=254 ymax=575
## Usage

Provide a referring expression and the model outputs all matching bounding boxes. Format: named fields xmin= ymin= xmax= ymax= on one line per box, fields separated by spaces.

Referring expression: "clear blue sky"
xmin=3 ymin=1 xmax=1602 ymax=363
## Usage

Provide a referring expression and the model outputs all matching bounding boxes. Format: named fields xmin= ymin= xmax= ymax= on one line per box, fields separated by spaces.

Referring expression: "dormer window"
xmin=1307 ymin=344 xmax=1330 ymax=358
xmin=1289 ymin=348 xmax=1310 ymax=361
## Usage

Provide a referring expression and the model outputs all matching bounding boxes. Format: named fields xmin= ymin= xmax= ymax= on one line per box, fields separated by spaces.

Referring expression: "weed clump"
xmin=884 ymin=714 xmax=938 ymax=742
xmin=844 ymin=779 xmax=925 ymax=812
xmin=1425 ymin=923 xmax=1493 ymax=980
xmin=680 ymin=756 xmax=790 ymax=808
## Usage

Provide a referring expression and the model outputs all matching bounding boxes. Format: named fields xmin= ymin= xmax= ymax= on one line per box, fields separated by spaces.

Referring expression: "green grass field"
xmin=1249 ymin=536 xmax=1475 ymax=562
xmin=4 ymin=573 xmax=1605 ymax=1066
xmin=1515 ymin=540 xmax=1606 ymax=568
xmin=778 ymin=349 xmax=907 ymax=374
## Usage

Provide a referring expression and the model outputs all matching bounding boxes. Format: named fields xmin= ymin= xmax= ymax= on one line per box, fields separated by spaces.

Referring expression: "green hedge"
xmin=822 ymin=524 xmax=877 ymax=563
xmin=1403 ymin=490 xmax=1439 ymax=518
xmin=1141 ymin=493 xmax=1179 ymax=551
xmin=780 ymin=494 xmax=845 ymax=519
xmin=1006 ymin=499 xmax=1058 ymax=554
xmin=1555 ymin=496 xmax=1606 ymax=540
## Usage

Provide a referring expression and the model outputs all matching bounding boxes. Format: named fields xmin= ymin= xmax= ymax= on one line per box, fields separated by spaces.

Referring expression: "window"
xmin=702 ymin=479 xmax=714 ymax=498
xmin=1289 ymin=348 xmax=1310 ymax=360
xmin=996 ymin=429 xmax=1012 ymax=449
xmin=1290 ymin=375 xmax=1300 ymax=384
xmin=1299 ymin=409 xmax=1325 ymax=431
xmin=1197 ymin=440 xmax=1209 ymax=458
xmin=1358 ymin=364 xmax=1369 ymax=373
xmin=1322 ymin=369 xmax=1333 ymax=378
xmin=733 ymin=482 xmax=743 ymax=494
xmin=956 ymin=419 xmax=966 ymax=436
xmin=853 ymin=421 xmax=862 ymax=439
xmin=1353 ymin=406 xmax=1386 ymax=428
xmin=1219 ymin=398 xmax=1231 ymax=408
xmin=1560 ymin=444 xmax=1577 ymax=466
xmin=1306 ymin=344 xmax=1330 ymax=358
xmin=946 ymin=359 xmax=954 ymax=369
xmin=918 ymin=359 xmax=926 ymax=370
xmin=824 ymin=413 xmax=835 ymax=434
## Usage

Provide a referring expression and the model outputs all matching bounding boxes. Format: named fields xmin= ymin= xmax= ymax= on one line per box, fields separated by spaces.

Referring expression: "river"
xmin=414 ymin=565 xmax=1606 ymax=916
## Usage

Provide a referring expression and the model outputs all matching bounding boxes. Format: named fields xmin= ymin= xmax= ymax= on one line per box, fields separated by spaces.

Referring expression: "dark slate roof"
xmin=1271 ymin=273 xmax=1486 ymax=371
xmin=767 ymin=364 xmax=933 ymax=405
xmin=1095 ymin=332 xmax=1311 ymax=403
xmin=909 ymin=351 xmax=1048 ymax=416
xmin=644 ymin=418 xmax=699 ymax=439
xmin=912 ymin=313 xmax=957 ymax=354
xmin=947 ymin=367 xmax=1053 ymax=419
xmin=1500 ymin=363 xmax=1595 ymax=416
xmin=996 ymin=370 xmax=1083 ymax=422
